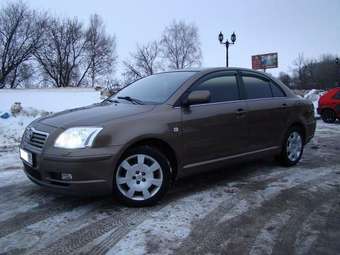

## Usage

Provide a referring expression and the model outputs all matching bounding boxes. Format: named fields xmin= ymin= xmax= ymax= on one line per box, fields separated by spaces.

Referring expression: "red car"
xmin=317 ymin=88 xmax=340 ymax=123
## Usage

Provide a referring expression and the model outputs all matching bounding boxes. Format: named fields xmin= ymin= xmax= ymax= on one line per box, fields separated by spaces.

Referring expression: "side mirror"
xmin=183 ymin=90 xmax=211 ymax=107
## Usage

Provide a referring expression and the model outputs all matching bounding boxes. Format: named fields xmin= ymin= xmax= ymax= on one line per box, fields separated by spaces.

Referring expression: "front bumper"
xmin=21 ymin=144 xmax=121 ymax=196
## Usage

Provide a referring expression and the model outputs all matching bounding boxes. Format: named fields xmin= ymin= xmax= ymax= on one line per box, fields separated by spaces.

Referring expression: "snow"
xmin=0 ymin=88 xmax=101 ymax=147
xmin=108 ymin=165 xmax=338 ymax=255
xmin=0 ymin=88 xmax=101 ymax=112
xmin=303 ymin=89 xmax=325 ymax=118
xmin=249 ymin=212 xmax=291 ymax=255
xmin=0 ymin=149 xmax=22 ymax=170
xmin=108 ymin=187 xmax=230 ymax=255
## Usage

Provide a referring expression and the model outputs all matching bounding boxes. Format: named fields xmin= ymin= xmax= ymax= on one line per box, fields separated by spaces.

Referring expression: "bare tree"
xmin=122 ymin=41 xmax=161 ymax=84
xmin=0 ymin=1 xmax=45 ymax=88
xmin=35 ymin=18 xmax=90 ymax=87
xmin=6 ymin=61 xmax=35 ymax=88
xmin=290 ymin=54 xmax=340 ymax=89
xmin=278 ymin=72 xmax=292 ymax=88
xmin=292 ymin=53 xmax=308 ymax=89
xmin=160 ymin=20 xmax=202 ymax=69
xmin=86 ymin=14 xmax=117 ymax=87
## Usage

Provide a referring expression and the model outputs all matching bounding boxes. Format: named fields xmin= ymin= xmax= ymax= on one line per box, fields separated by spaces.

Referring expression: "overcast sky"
xmin=14 ymin=0 xmax=340 ymax=77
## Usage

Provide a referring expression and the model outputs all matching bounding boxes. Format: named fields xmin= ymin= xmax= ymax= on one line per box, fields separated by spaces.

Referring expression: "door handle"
xmin=236 ymin=108 xmax=246 ymax=118
xmin=281 ymin=103 xmax=288 ymax=108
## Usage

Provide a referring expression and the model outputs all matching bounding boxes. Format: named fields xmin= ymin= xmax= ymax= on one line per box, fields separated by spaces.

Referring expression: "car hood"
xmin=39 ymin=102 xmax=155 ymax=129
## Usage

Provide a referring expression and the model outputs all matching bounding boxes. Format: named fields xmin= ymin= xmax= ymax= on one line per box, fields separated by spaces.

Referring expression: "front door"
xmin=181 ymin=71 xmax=248 ymax=167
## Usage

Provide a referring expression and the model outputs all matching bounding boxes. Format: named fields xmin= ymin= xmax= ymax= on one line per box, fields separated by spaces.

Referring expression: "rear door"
xmin=181 ymin=71 xmax=248 ymax=166
xmin=240 ymin=72 xmax=288 ymax=151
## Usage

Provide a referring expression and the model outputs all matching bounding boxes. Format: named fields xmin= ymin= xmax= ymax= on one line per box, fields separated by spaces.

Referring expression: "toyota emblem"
xmin=27 ymin=128 xmax=34 ymax=140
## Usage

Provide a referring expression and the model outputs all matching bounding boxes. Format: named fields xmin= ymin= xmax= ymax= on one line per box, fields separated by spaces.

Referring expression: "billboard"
xmin=252 ymin=52 xmax=278 ymax=70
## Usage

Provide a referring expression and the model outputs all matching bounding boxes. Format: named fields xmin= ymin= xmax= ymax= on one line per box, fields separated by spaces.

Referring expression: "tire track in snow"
xmin=307 ymin=197 xmax=340 ymax=255
xmin=0 ymin=196 xmax=95 ymax=239
xmin=32 ymin=207 xmax=148 ymax=255
xmin=0 ymin=201 xmax=104 ymax=255
xmin=34 ymin=169 xmax=242 ymax=255
xmin=106 ymin=164 xmax=293 ymax=255
xmin=172 ymin=167 xmax=339 ymax=255
xmin=82 ymin=163 xmax=289 ymax=255
xmin=35 ymin=182 xmax=203 ymax=255
xmin=293 ymin=198 xmax=338 ymax=255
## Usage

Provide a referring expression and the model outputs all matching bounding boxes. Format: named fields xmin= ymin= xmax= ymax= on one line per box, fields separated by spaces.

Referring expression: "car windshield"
xmin=110 ymin=71 xmax=196 ymax=104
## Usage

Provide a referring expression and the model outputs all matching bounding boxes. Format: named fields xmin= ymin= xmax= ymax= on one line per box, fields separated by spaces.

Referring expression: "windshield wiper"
xmin=103 ymin=98 xmax=120 ymax=104
xmin=117 ymin=96 xmax=144 ymax=105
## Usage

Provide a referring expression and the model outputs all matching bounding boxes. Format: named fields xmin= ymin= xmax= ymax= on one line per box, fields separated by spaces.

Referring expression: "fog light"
xmin=61 ymin=173 xmax=73 ymax=181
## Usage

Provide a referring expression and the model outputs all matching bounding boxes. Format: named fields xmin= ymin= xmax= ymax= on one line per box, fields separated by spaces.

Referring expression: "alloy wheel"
xmin=286 ymin=131 xmax=302 ymax=162
xmin=116 ymin=154 xmax=163 ymax=201
xmin=322 ymin=110 xmax=336 ymax=123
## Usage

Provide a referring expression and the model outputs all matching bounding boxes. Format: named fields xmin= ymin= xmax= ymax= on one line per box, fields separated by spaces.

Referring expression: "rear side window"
xmin=271 ymin=83 xmax=286 ymax=97
xmin=334 ymin=91 xmax=340 ymax=100
xmin=243 ymin=76 xmax=272 ymax=99
xmin=191 ymin=75 xmax=239 ymax=103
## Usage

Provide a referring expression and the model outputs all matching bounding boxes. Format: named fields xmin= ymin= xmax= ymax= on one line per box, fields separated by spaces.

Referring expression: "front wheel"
xmin=278 ymin=127 xmax=304 ymax=167
xmin=113 ymin=146 xmax=172 ymax=207
xmin=321 ymin=109 xmax=336 ymax=123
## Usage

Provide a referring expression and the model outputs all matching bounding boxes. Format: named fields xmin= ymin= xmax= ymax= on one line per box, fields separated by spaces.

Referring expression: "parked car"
xmin=20 ymin=68 xmax=316 ymax=206
xmin=317 ymin=87 xmax=340 ymax=123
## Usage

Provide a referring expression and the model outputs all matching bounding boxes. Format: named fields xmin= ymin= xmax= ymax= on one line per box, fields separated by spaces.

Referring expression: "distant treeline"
xmin=278 ymin=54 xmax=339 ymax=90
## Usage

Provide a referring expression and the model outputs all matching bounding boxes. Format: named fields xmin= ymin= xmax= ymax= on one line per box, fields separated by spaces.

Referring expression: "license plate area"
xmin=20 ymin=148 xmax=33 ymax=166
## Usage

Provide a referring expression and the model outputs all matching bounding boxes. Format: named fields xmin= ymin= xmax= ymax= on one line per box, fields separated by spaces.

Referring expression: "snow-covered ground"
xmin=0 ymin=88 xmax=101 ymax=148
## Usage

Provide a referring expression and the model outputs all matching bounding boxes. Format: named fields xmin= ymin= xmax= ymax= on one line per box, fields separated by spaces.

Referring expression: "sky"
xmin=8 ymin=0 xmax=340 ymax=78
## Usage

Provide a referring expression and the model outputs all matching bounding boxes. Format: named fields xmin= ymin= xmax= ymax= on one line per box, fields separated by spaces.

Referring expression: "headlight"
xmin=54 ymin=127 xmax=102 ymax=149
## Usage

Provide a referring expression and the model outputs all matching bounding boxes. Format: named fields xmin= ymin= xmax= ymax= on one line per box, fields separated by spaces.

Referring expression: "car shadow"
xmin=27 ymin=158 xmax=277 ymax=210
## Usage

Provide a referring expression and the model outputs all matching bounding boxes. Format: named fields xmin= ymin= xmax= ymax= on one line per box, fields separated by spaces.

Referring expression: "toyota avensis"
xmin=20 ymin=68 xmax=316 ymax=206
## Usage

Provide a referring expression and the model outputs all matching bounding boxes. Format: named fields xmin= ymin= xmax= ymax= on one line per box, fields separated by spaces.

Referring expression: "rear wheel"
xmin=321 ymin=109 xmax=336 ymax=123
xmin=278 ymin=127 xmax=304 ymax=167
xmin=113 ymin=146 xmax=171 ymax=207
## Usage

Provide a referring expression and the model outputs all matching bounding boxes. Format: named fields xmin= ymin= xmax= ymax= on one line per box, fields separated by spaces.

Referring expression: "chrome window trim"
xmin=183 ymin=146 xmax=279 ymax=169
xmin=173 ymin=96 xmax=287 ymax=109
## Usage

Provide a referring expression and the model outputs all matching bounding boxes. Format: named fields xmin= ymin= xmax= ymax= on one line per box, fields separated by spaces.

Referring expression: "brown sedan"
xmin=20 ymin=68 xmax=316 ymax=206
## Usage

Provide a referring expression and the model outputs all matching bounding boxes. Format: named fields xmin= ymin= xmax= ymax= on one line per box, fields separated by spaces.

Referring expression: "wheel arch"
xmin=115 ymin=137 xmax=178 ymax=183
xmin=288 ymin=122 xmax=306 ymax=144
xmin=320 ymin=107 xmax=336 ymax=114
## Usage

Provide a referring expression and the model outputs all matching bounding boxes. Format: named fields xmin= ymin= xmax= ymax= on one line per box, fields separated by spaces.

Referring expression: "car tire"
xmin=113 ymin=146 xmax=172 ymax=207
xmin=321 ymin=109 xmax=336 ymax=123
xmin=278 ymin=127 xmax=304 ymax=167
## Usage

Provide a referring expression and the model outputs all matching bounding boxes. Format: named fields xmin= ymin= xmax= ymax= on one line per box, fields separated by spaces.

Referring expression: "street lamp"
xmin=218 ymin=31 xmax=236 ymax=67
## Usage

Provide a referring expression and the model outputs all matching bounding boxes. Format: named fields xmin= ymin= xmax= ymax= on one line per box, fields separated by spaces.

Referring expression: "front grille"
xmin=24 ymin=127 xmax=49 ymax=150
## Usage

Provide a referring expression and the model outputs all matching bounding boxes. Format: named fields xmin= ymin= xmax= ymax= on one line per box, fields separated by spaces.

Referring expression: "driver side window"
xmin=189 ymin=75 xmax=240 ymax=103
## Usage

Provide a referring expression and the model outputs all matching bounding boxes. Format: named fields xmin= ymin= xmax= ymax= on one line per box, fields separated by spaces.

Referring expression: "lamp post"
xmin=218 ymin=31 xmax=236 ymax=67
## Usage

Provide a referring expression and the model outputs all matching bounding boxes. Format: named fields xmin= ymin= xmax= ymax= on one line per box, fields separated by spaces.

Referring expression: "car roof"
xmin=164 ymin=67 xmax=297 ymax=106
xmin=160 ymin=67 xmax=272 ymax=76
